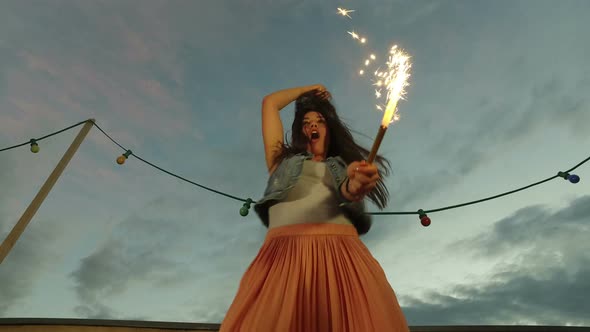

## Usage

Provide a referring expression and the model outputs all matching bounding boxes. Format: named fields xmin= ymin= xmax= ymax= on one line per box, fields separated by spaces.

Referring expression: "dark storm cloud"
xmin=402 ymin=196 xmax=590 ymax=325
xmin=403 ymin=262 xmax=590 ymax=325
xmin=453 ymin=195 xmax=590 ymax=258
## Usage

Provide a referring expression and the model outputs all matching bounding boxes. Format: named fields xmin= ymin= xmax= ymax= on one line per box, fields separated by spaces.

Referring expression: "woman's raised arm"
xmin=261 ymin=84 xmax=325 ymax=173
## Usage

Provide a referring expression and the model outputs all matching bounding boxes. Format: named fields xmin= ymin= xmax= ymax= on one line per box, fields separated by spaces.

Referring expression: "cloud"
xmin=69 ymin=193 xmax=266 ymax=321
xmin=2 ymin=0 xmax=331 ymax=153
xmin=434 ymin=74 xmax=590 ymax=176
xmin=402 ymin=262 xmax=590 ymax=326
xmin=401 ymin=196 xmax=590 ymax=325
xmin=0 ymin=217 xmax=64 ymax=315
xmin=69 ymin=196 xmax=200 ymax=317
xmin=0 ymin=156 xmax=18 ymax=213
xmin=429 ymin=2 xmax=590 ymax=166
xmin=0 ymin=155 xmax=76 ymax=316
xmin=453 ymin=195 xmax=590 ymax=261
xmin=369 ymin=0 xmax=590 ymax=212
xmin=0 ymin=1 xmax=197 ymax=142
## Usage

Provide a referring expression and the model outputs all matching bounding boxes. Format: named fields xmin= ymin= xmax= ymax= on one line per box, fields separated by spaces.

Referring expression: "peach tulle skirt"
xmin=219 ymin=223 xmax=409 ymax=332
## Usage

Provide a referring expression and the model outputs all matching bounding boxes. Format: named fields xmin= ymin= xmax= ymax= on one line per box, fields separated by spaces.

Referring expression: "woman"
xmin=220 ymin=84 xmax=409 ymax=331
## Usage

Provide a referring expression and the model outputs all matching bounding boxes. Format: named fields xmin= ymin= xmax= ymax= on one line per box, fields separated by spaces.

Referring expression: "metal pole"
xmin=0 ymin=119 xmax=95 ymax=264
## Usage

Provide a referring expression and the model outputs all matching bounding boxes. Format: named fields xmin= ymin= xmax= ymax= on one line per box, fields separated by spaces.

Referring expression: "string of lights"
xmin=1 ymin=119 xmax=585 ymax=226
xmin=91 ymin=122 xmax=252 ymax=204
xmin=0 ymin=120 xmax=89 ymax=153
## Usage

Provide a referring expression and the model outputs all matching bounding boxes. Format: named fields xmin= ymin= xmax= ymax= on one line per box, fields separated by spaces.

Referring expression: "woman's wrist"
xmin=345 ymin=177 xmax=352 ymax=195
xmin=341 ymin=177 xmax=356 ymax=202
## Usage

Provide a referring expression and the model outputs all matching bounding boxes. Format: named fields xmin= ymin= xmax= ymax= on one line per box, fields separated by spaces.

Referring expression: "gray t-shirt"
xmin=269 ymin=160 xmax=352 ymax=229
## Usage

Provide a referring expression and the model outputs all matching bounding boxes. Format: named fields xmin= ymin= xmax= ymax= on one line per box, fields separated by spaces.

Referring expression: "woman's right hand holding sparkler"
xmin=341 ymin=160 xmax=380 ymax=202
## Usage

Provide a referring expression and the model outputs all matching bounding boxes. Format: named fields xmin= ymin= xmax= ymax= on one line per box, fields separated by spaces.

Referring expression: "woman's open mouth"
xmin=310 ymin=131 xmax=320 ymax=141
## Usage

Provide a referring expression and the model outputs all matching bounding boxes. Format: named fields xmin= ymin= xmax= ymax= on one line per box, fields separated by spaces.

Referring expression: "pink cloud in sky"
xmin=3 ymin=89 xmax=66 ymax=139
xmin=137 ymin=79 xmax=180 ymax=112
xmin=1 ymin=1 xmax=256 ymax=155
xmin=20 ymin=51 xmax=61 ymax=77
xmin=9 ymin=49 xmax=193 ymax=140
xmin=112 ymin=9 xmax=185 ymax=87
xmin=0 ymin=115 xmax=30 ymax=139
xmin=124 ymin=28 xmax=153 ymax=63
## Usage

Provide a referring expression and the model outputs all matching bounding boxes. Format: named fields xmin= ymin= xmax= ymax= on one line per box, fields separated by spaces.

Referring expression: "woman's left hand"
xmin=345 ymin=160 xmax=380 ymax=200
xmin=313 ymin=87 xmax=332 ymax=101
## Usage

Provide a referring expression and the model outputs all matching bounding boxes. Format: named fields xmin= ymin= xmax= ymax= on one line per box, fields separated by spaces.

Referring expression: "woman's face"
xmin=302 ymin=111 xmax=329 ymax=159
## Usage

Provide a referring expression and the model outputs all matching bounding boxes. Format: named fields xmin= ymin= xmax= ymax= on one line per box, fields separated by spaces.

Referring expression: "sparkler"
xmin=335 ymin=7 xmax=412 ymax=163
xmin=367 ymin=45 xmax=411 ymax=163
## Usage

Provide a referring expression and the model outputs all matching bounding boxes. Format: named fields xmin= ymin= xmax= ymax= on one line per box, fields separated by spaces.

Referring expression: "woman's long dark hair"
xmin=273 ymin=90 xmax=391 ymax=209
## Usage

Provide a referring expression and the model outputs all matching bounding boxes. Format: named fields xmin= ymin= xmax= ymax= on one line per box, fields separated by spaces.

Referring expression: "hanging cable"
xmin=0 ymin=120 xmax=88 ymax=152
xmin=1 ymin=119 xmax=586 ymax=222
xmin=91 ymin=122 xmax=253 ymax=204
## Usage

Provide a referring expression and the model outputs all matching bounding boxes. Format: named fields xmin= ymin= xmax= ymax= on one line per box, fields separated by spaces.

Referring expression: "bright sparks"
xmin=376 ymin=45 xmax=411 ymax=127
xmin=347 ymin=31 xmax=359 ymax=40
xmin=347 ymin=31 xmax=367 ymax=44
xmin=337 ymin=7 xmax=355 ymax=18
xmin=365 ymin=55 xmax=376 ymax=65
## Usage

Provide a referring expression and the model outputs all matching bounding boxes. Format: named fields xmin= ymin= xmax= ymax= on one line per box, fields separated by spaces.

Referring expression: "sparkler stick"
xmin=367 ymin=45 xmax=411 ymax=163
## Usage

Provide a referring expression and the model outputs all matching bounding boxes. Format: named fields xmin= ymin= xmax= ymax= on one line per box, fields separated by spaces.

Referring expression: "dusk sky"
xmin=1 ymin=0 xmax=589 ymax=326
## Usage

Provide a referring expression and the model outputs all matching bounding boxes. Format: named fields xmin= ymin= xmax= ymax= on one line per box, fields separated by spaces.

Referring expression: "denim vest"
xmin=254 ymin=152 xmax=372 ymax=235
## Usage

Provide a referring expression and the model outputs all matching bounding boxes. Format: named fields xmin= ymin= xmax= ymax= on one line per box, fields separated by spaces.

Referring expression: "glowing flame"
xmin=377 ymin=45 xmax=411 ymax=127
